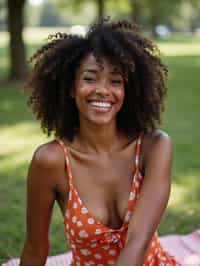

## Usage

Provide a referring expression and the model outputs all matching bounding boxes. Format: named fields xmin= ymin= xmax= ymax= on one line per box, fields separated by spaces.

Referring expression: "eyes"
xmin=83 ymin=77 xmax=123 ymax=86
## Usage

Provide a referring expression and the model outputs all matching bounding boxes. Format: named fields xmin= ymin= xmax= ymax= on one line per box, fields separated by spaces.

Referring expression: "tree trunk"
xmin=7 ymin=0 xmax=27 ymax=80
xmin=148 ymin=0 xmax=160 ymax=38
xmin=130 ymin=0 xmax=141 ymax=24
xmin=96 ymin=0 xmax=104 ymax=23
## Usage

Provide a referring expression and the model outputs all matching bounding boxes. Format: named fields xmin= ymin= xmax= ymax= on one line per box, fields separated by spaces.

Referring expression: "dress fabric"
xmin=57 ymin=133 xmax=180 ymax=266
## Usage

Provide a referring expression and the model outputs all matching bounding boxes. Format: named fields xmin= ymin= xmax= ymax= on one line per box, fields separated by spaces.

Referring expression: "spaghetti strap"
xmin=55 ymin=139 xmax=73 ymax=184
xmin=134 ymin=132 xmax=143 ymax=173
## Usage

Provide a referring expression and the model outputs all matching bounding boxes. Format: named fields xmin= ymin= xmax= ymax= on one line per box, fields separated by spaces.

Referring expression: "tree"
xmin=0 ymin=0 xmax=6 ymax=30
xmin=96 ymin=0 xmax=104 ymax=22
xmin=7 ymin=0 xmax=27 ymax=80
xmin=137 ymin=0 xmax=200 ymax=37
xmin=39 ymin=2 xmax=63 ymax=26
xmin=58 ymin=0 xmax=105 ymax=23
xmin=146 ymin=0 xmax=161 ymax=37
xmin=129 ymin=0 xmax=141 ymax=24
xmin=130 ymin=0 xmax=184 ymax=37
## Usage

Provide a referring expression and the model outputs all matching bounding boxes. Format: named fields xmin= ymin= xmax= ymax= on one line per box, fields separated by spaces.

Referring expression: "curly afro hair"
xmin=28 ymin=19 xmax=168 ymax=141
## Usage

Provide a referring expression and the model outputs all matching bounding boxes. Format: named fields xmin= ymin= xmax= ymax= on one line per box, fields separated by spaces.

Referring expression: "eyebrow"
xmin=81 ymin=69 xmax=97 ymax=74
xmin=81 ymin=68 xmax=123 ymax=76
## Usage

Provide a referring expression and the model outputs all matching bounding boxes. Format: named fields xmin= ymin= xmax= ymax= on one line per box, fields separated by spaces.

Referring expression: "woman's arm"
xmin=20 ymin=142 xmax=66 ymax=266
xmin=116 ymin=130 xmax=173 ymax=266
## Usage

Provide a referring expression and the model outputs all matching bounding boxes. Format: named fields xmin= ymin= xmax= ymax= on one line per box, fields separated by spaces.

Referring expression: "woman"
xmin=20 ymin=19 xmax=180 ymax=266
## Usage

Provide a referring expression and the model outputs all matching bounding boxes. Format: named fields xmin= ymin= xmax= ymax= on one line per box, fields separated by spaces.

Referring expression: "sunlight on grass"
xmin=0 ymin=122 xmax=50 ymax=172
xmin=1 ymin=99 xmax=14 ymax=111
xmin=23 ymin=27 xmax=69 ymax=44
xmin=0 ymin=57 xmax=9 ymax=69
xmin=169 ymin=172 xmax=200 ymax=208
xmin=159 ymin=43 xmax=200 ymax=56
xmin=0 ymin=122 xmax=47 ymax=153
xmin=0 ymin=32 xmax=9 ymax=47
xmin=158 ymin=172 xmax=200 ymax=235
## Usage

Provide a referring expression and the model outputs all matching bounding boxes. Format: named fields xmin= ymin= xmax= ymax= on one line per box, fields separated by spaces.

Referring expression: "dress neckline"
xmin=58 ymin=133 xmax=143 ymax=231
xmin=68 ymin=171 xmax=141 ymax=232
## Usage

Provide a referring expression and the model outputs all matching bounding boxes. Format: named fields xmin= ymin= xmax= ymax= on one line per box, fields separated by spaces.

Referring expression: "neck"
xmin=77 ymin=120 xmax=124 ymax=154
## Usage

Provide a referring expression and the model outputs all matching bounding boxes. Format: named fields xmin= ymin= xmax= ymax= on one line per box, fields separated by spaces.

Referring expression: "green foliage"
xmin=105 ymin=0 xmax=131 ymax=19
xmin=0 ymin=0 xmax=6 ymax=29
xmin=18 ymin=0 xmax=200 ymax=29
xmin=130 ymin=0 xmax=200 ymax=33
xmin=157 ymin=37 xmax=200 ymax=234
xmin=39 ymin=2 xmax=64 ymax=27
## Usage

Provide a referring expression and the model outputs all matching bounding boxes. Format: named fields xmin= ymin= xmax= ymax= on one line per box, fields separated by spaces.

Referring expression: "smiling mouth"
xmin=89 ymin=101 xmax=112 ymax=108
xmin=87 ymin=100 xmax=113 ymax=112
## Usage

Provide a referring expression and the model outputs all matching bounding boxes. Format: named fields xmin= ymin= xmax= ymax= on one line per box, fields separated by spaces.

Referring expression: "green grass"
xmin=0 ymin=30 xmax=200 ymax=264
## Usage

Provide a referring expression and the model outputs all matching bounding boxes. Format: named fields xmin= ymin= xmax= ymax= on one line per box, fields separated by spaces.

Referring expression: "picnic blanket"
xmin=2 ymin=230 xmax=200 ymax=266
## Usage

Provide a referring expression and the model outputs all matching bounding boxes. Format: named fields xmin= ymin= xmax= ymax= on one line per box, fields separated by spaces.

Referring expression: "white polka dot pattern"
xmin=76 ymin=239 xmax=83 ymax=244
xmin=90 ymin=243 xmax=97 ymax=248
xmin=70 ymin=229 xmax=75 ymax=236
xmin=102 ymin=245 xmax=109 ymax=250
xmin=72 ymin=216 xmax=77 ymax=223
xmin=77 ymin=198 xmax=82 ymax=204
xmin=129 ymin=191 xmax=135 ymax=200
xmin=80 ymin=248 xmax=91 ymax=256
xmin=79 ymin=230 xmax=88 ymax=238
xmin=108 ymin=260 xmax=115 ymax=265
xmin=65 ymin=210 xmax=70 ymax=218
xmin=94 ymin=253 xmax=102 ymax=259
xmin=147 ymin=254 xmax=153 ymax=262
xmin=108 ymin=249 xmax=116 ymax=256
xmin=57 ymin=136 xmax=180 ymax=266
xmin=68 ymin=191 xmax=72 ymax=200
xmin=124 ymin=211 xmax=131 ymax=222
xmin=87 ymin=218 xmax=95 ymax=224
xmin=77 ymin=221 xmax=83 ymax=227
xmin=94 ymin=229 xmax=102 ymax=235
xmin=73 ymin=202 xmax=78 ymax=209
xmin=81 ymin=207 xmax=88 ymax=214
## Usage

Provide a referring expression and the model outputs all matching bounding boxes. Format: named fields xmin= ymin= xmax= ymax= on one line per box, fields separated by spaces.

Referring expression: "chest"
xmin=61 ymin=147 xmax=140 ymax=229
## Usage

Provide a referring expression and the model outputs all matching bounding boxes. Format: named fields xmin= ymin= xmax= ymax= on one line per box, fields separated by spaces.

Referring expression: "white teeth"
xmin=90 ymin=101 xmax=112 ymax=108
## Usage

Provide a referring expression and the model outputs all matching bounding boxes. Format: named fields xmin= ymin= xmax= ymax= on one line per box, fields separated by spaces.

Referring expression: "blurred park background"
xmin=0 ymin=0 xmax=200 ymax=264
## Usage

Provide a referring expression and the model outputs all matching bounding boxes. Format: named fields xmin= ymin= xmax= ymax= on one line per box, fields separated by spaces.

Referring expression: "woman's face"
xmin=73 ymin=53 xmax=125 ymax=127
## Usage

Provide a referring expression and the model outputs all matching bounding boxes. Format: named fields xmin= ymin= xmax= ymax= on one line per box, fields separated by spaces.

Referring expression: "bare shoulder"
xmin=144 ymin=129 xmax=172 ymax=146
xmin=33 ymin=140 xmax=64 ymax=168
xmin=142 ymin=130 xmax=173 ymax=167
xmin=28 ymin=140 xmax=66 ymax=187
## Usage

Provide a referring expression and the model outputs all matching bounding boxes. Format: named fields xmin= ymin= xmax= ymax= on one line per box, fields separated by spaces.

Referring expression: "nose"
xmin=95 ymin=80 xmax=110 ymax=95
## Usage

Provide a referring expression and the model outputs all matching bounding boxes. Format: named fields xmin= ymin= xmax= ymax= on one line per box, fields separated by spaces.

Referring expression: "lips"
xmin=89 ymin=101 xmax=112 ymax=108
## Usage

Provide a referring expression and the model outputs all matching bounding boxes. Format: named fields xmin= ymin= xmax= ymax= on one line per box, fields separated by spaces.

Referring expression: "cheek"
xmin=117 ymin=87 xmax=125 ymax=104
xmin=76 ymin=83 xmax=94 ymax=99
xmin=74 ymin=84 xmax=94 ymax=111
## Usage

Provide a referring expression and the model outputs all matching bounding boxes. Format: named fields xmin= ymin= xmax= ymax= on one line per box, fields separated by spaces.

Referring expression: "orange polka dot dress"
xmin=57 ymin=133 xmax=180 ymax=266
